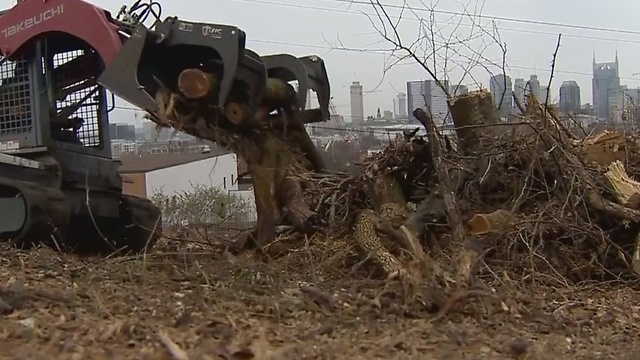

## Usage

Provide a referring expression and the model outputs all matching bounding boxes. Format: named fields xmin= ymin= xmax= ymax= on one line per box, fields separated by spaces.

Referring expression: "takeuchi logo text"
xmin=2 ymin=5 xmax=64 ymax=38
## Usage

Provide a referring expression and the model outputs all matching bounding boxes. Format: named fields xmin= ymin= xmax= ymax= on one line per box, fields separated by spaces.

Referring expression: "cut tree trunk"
xmin=150 ymin=82 xmax=324 ymax=251
xmin=447 ymin=90 xmax=504 ymax=191
xmin=245 ymin=134 xmax=283 ymax=249
xmin=448 ymin=89 xmax=500 ymax=156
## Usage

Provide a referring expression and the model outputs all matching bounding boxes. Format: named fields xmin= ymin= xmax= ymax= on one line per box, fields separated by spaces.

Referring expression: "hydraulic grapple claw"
xmin=262 ymin=53 xmax=331 ymax=121
xmin=227 ymin=48 xmax=267 ymax=124
xmin=98 ymin=17 xmax=267 ymax=124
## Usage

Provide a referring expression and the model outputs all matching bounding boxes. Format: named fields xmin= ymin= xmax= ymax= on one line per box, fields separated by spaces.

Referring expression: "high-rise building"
xmin=559 ymin=80 xmax=581 ymax=113
xmin=489 ymin=74 xmax=512 ymax=117
xmin=397 ymin=93 xmax=407 ymax=118
xmin=349 ymin=81 xmax=364 ymax=124
xmin=406 ymin=80 xmax=451 ymax=124
xmin=513 ymin=78 xmax=525 ymax=108
xmin=526 ymin=75 xmax=541 ymax=101
xmin=592 ymin=53 xmax=621 ymax=120
xmin=622 ymin=87 xmax=640 ymax=105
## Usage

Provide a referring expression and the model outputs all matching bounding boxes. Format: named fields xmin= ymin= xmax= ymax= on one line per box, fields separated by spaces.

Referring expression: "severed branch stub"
xmin=468 ymin=209 xmax=516 ymax=235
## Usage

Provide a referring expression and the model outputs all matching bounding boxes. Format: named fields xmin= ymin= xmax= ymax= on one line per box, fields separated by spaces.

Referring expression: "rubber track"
xmin=0 ymin=177 xmax=71 ymax=246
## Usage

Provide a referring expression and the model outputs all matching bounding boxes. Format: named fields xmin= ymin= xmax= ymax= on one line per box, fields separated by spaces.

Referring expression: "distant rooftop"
xmin=119 ymin=147 xmax=231 ymax=173
xmin=561 ymin=80 xmax=579 ymax=86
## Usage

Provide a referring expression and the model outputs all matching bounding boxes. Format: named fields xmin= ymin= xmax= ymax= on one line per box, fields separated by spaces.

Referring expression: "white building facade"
xmin=145 ymin=153 xmax=239 ymax=197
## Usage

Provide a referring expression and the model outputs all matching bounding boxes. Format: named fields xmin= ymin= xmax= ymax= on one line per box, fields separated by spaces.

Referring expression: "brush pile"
xmin=147 ymin=83 xmax=640 ymax=311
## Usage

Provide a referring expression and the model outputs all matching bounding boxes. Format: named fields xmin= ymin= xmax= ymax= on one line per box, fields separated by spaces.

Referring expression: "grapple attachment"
xmin=262 ymin=54 xmax=331 ymax=121
xmin=98 ymin=17 xmax=267 ymax=123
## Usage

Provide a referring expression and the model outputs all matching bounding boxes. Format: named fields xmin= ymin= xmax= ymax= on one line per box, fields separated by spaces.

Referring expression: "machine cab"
xmin=0 ymin=35 xmax=112 ymax=159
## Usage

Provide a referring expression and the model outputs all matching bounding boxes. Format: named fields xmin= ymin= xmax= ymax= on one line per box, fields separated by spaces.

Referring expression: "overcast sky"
xmin=5 ymin=0 xmax=640 ymax=124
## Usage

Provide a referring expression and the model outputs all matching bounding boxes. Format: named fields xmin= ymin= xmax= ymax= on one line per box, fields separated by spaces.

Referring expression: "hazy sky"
xmin=5 ymin=0 xmax=640 ymax=124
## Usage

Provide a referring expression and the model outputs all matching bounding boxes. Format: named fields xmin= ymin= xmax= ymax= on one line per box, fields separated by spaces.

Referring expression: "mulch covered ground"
xmin=0 ymin=239 xmax=637 ymax=360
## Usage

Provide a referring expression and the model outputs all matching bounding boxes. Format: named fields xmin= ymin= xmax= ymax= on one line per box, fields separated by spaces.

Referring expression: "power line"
xmin=328 ymin=0 xmax=640 ymax=36
xmin=232 ymin=0 xmax=640 ymax=42
xmin=249 ymin=38 xmax=639 ymax=82
xmin=225 ymin=1 xmax=640 ymax=82
xmin=104 ymin=34 xmax=638 ymax=83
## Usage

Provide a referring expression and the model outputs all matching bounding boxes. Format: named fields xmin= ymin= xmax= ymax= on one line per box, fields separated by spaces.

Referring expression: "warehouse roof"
xmin=118 ymin=148 xmax=231 ymax=173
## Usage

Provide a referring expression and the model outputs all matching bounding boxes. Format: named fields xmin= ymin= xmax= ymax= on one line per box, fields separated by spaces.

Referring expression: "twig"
xmin=158 ymin=330 xmax=189 ymax=360
xmin=85 ymin=172 xmax=116 ymax=251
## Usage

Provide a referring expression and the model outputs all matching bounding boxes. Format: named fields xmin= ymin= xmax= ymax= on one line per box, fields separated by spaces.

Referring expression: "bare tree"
xmin=336 ymin=0 xmax=508 ymax=100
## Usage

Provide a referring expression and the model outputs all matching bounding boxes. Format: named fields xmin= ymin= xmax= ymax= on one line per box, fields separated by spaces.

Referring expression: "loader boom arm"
xmin=0 ymin=0 xmax=122 ymax=65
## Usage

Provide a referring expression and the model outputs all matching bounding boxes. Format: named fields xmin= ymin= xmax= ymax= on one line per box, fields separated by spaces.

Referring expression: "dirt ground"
xmin=0 ymin=238 xmax=638 ymax=360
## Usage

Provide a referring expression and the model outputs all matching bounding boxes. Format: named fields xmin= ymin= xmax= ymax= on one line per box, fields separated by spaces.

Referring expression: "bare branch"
xmin=545 ymin=34 xmax=563 ymax=112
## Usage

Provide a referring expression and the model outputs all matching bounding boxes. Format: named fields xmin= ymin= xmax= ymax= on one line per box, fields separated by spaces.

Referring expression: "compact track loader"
xmin=0 ymin=0 xmax=330 ymax=252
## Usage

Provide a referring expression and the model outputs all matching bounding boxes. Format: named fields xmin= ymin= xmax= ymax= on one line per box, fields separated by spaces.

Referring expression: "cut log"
xmin=178 ymin=68 xmax=218 ymax=99
xmin=467 ymin=209 xmax=516 ymax=235
xmin=141 ymin=78 xmax=327 ymax=255
xmin=262 ymin=78 xmax=298 ymax=110
xmin=177 ymin=68 xmax=299 ymax=115
xmin=446 ymin=90 xmax=505 ymax=191
xmin=605 ymin=160 xmax=640 ymax=205
xmin=269 ymin=108 xmax=326 ymax=126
